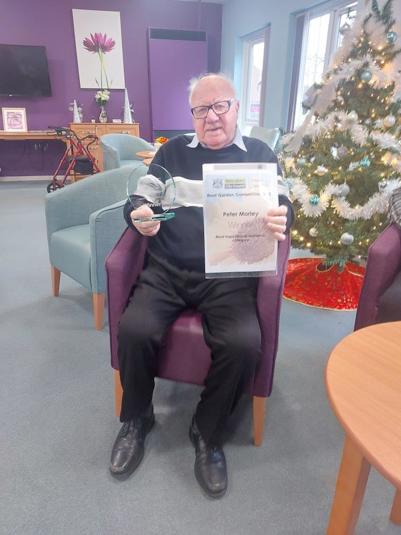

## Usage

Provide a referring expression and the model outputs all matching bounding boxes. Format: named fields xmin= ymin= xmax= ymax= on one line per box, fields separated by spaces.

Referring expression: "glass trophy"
xmin=126 ymin=162 xmax=176 ymax=222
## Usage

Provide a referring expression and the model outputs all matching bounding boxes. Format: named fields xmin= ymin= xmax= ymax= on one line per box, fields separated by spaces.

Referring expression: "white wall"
xmin=221 ymin=0 xmax=323 ymax=130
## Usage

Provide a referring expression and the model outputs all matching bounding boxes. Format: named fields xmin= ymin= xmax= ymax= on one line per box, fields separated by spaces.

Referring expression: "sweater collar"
xmin=186 ymin=127 xmax=247 ymax=152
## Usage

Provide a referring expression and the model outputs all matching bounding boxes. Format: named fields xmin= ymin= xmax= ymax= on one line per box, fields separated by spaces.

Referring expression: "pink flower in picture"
xmin=83 ymin=32 xmax=115 ymax=90
xmin=83 ymin=33 xmax=115 ymax=54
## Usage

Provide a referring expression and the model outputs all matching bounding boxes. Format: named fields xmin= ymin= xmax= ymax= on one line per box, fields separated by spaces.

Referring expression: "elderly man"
xmin=110 ymin=73 xmax=293 ymax=498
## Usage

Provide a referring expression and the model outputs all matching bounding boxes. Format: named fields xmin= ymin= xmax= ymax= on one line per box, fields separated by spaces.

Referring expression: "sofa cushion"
xmin=50 ymin=225 xmax=92 ymax=291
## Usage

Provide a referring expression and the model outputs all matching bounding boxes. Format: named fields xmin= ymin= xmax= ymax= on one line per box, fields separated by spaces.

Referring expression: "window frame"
xmin=287 ymin=0 xmax=357 ymax=131
xmin=240 ymin=25 xmax=271 ymax=130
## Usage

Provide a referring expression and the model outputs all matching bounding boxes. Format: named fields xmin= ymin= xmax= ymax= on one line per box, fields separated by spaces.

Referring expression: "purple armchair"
xmin=106 ymin=228 xmax=290 ymax=446
xmin=354 ymin=223 xmax=401 ymax=330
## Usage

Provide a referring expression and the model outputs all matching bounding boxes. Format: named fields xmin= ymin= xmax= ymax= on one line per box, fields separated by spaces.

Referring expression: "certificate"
xmin=203 ymin=162 xmax=278 ymax=278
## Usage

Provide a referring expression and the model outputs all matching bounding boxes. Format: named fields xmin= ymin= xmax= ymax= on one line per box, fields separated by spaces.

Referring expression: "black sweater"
xmin=124 ymin=134 xmax=293 ymax=272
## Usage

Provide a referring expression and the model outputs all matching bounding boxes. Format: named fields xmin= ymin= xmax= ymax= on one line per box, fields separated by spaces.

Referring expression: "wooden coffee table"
xmin=326 ymin=322 xmax=401 ymax=534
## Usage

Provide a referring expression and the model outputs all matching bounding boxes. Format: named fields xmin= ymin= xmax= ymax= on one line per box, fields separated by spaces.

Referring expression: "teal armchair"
xmin=45 ymin=166 xmax=144 ymax=330
xmin=100 ymin=134 xmax=154 ymax=170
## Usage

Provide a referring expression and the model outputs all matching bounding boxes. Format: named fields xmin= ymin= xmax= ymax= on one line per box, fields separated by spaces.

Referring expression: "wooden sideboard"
xmin=69 ymin=122 xmax=140 ymax=171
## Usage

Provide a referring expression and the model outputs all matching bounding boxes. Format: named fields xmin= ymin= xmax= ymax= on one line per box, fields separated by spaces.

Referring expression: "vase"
xmin=99 ymin=106 xmax=108 ymax=123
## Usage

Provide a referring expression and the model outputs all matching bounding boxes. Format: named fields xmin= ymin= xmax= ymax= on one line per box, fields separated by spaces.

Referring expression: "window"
xmin=288 ymin=1 xmax=357 ymax=130
xmin=240 ymin=27 xmax=270 ymax=130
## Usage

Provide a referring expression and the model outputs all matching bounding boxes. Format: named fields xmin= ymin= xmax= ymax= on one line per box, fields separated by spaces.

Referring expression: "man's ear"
xmin=235 ymin=100 xmax=240 ymax=113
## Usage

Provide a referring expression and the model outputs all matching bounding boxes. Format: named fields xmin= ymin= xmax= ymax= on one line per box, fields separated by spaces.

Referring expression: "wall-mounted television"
xmin=0 ymin=44 xmax=52 ymax=97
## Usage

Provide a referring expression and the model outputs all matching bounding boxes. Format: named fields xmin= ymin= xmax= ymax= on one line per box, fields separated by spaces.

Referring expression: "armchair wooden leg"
xmin=92 ymin=293 xmax=105 ymax=330
xmin=51 ymin=266 xmax=61 ymax=296
xmin=390 ymin=489 xmax=401 ymax=525
xmin=253 ymin=396 xmax=267 ymax=446
xmin=114 ymin=370 xmax=122 ymax=417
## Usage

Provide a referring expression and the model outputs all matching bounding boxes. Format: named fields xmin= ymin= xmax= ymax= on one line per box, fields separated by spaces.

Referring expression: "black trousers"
xmin=117 ymin=256 xmax=261 ymax=444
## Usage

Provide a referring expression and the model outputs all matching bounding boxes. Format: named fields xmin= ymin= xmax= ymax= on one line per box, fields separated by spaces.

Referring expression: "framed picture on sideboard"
xmin=2 ymin=107 xmax=28 ymax=132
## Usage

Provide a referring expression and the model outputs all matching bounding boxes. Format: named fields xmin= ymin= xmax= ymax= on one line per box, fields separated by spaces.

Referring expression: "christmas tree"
xmin=282 ymin=0 xmax=401 ymax=270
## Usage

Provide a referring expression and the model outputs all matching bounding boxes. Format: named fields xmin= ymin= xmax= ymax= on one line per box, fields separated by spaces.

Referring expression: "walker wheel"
xmin=46 ymin=182 xmax=62 ymax=193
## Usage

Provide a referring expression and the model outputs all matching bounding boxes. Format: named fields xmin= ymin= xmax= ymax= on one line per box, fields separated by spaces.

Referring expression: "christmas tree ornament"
xmin=337 ymin=146 xmax=349 ymax=158
xmin=378 ymin=179 xmax=388 ymax=191
xmin=382 ymin=152 xmax=393 ymax=165
xmin=360 ymin=69 xmax=373 ymax=82
xmin=348 ymin=110 xmax=359 ymax=121
xmin=365 ymin=118 xmax=372 ymax=125
xmin=309 ymin=227 xmax=318 ymax=237
xmin=340 ymin=232 xmax=354 ymax=245
xmin=316 ymin=165 xmax=328 ymax=175
xmin=330 ymin=146 xmax=339 ymax=159
xmin=384 ymin=114 xmax=396 ymax=127
xmin=309 ymin=194 xmax=320 ymax=206
xmin=387 ymin=31 xmax=398 ymax=44
xmin=336 ymin=95 xmax=345 ymax=104
xmin=297 ymin=157 xmax=307 ymax=167
xmin=360 ymin=156 xmax=371 ymax=168
xmin=339 ymin=22 xmax=351 ymax=35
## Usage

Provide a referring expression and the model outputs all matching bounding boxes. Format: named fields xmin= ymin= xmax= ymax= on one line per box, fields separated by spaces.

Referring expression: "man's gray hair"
xmin=188 ymin=72 xmax=237 ymax=104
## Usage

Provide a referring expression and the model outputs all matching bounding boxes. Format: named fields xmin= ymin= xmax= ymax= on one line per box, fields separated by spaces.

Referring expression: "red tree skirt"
xmin=283 ymin=258 xmax=365 ymax=310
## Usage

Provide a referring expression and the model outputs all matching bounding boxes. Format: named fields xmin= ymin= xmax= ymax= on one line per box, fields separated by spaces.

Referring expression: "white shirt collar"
xmin=186 ymin=127 xmax=247 ymax=152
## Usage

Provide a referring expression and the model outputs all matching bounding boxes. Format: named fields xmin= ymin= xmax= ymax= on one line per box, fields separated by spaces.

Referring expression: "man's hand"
xmin=265 ymin=205 xmax=288 ymax=241
xmin=130 ymin=205 xmax=160 ymax=237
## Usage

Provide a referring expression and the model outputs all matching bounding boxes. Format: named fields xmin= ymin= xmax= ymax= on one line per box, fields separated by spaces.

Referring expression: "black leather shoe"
xmin=110 ymin=406 xmax=155 ymax=479
xmin=189 ymin=417 xmax=227 ymax=498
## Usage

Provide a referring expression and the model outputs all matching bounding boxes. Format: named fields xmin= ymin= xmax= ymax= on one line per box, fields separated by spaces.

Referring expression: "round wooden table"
xmin=326 ymin=322 xmax=401 ymax=534
xmin=136 ymin=150 xmax=156 ymax=166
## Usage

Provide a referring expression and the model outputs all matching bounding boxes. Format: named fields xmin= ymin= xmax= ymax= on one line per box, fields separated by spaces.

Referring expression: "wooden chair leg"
xmin=92 ymin=292 xmax=105 ymax=330
xmin=51 ymin=266 xmax=61 ymax=296
xmin=390 ymin=488 xmax=401 ymax=525
xmin=327 ymin=435 xmax=371 ymax=535
xmin=253 ymin=396 xmax=267 ymax=446
xmin=114 ymin=370 xmax=122 ymax=417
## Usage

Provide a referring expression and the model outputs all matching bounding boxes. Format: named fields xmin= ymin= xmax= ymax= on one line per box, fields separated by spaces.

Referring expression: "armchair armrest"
xmin=354 ymin=223 xmax=401 ymax=330
xmin=45 ymin=166 xmax=136 ymax=240
xmin=254 ymin=235 xmax=291 ymax=396
xmin=106 ymin=228 xmax=148 ymax=368
xmin=89 ymin=200 xmax=128 ymax=293
xmin=45 ymin=178 xmax=99 ymax=239
xmin=100 ymin=142 xmax=120 ymax=170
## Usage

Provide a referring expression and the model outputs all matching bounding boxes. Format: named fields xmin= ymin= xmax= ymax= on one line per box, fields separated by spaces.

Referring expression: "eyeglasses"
xmin=190 ymin=99 xmax=234 ymax=119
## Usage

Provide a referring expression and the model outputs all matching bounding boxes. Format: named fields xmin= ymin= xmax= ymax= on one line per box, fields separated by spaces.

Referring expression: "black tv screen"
xmin=0 ymin=44 xmax=52 ymax=97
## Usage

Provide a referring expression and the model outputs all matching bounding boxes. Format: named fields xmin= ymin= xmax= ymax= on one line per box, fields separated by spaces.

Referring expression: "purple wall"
xmin=0 ymin=0 xmax=221 ymax=176
xmin=149 ymin=38 xmax=207 ymax=130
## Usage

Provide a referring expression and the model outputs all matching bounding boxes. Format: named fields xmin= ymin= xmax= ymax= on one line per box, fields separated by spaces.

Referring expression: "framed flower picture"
xmin=2 ymin=107 xmax=27 ymax=132
xmin=72 ymin=9 xmax=125 ymax=89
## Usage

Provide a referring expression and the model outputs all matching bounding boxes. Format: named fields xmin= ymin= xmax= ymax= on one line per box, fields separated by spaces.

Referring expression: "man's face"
xmin=190 ymin=77 xmax=239 ymax=150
